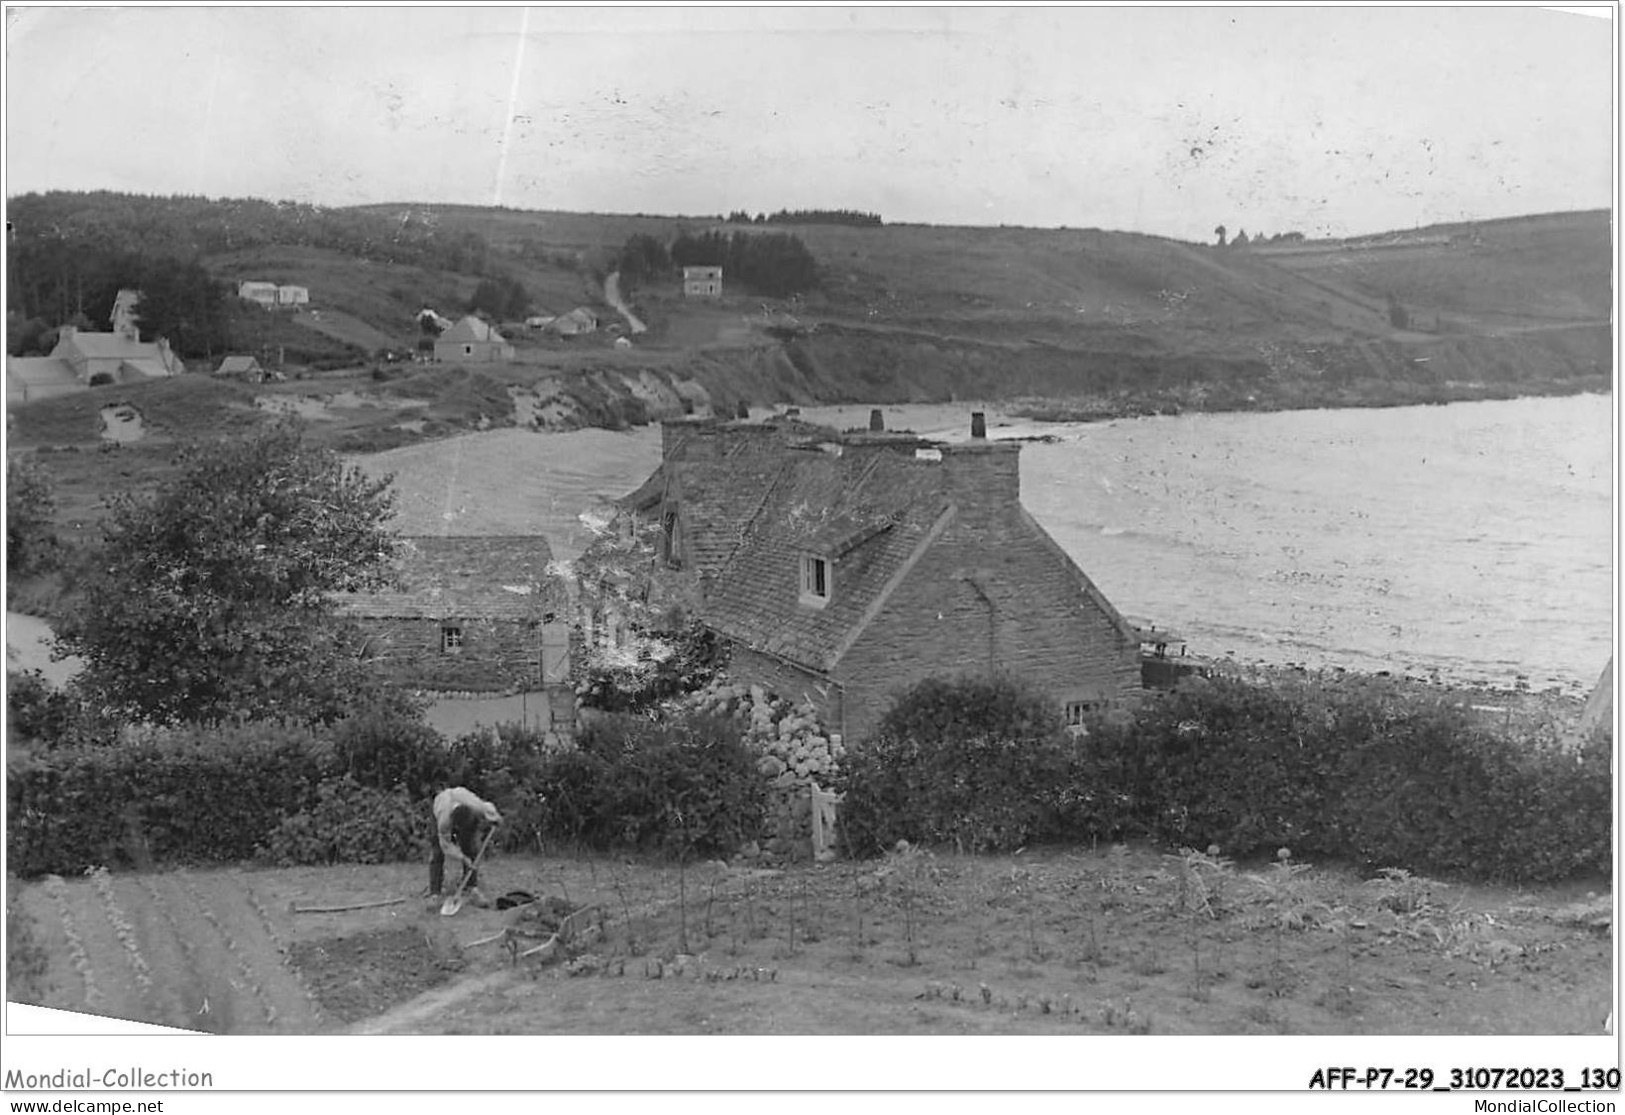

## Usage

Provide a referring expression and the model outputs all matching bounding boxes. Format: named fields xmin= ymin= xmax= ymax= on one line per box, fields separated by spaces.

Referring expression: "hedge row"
xmin=1098 ymin=672 xmax=1612 ymax=881
xmin=839 ymin=672 xmax=1612 ymax=884
xmin=6 ymin=707 xmax=767 ymax=876
xmin=9 ymin=671 xmax=1610 ymax=884
xmin=7 ymin=724 xmax=331 ymax=874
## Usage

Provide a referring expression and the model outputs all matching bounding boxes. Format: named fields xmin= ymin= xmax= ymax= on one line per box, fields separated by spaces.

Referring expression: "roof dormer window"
xmin=799 ymin=554 xmax=831 ymax=609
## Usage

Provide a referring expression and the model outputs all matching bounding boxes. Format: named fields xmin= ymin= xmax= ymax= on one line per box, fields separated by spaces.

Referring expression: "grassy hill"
xmin=6 ymin=200 xmax=1608 ymax=625
xmin=8 ymin=197 xmax=1611 ymax=477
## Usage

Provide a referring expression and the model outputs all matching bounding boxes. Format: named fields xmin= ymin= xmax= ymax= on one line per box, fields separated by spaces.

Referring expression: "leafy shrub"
xmin=6 ymin=673 xmax=120 ymax=750
xmin=256 ymin=777 xmax=428 ymax=866
xmin=1086 ymin=671 xmax=1613 ymax=883
xmin=6 ymin=722 xmax=330 ymax=876
xmin=438 ymin=723 xmax=565 ymax=853
xmin=329 ymin=695 xmax=448 ymax=799
xmin=8 ymin=451 xmax=59 ymax=577
xmin=838 ymin=675 xmax=1080 ymax=856
xmin=687 ymin=679 xmax=844 ymax=855
xmin=575 ymin=618 xmax=727 ymax=714
xmin=543 ymin=711 xmax=764 ymax=857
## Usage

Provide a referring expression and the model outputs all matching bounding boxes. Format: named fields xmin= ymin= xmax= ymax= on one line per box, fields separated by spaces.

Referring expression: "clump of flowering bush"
xmin=687 ymin=680 xmax=844 ymax=857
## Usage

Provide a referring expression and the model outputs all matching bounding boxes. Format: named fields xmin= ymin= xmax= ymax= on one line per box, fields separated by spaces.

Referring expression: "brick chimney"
xmin=660 ymin=416 xmax=719 ymax=463
xmin=869 ymin=408 xmax=884 ymax=431
xmin=939 ymin=415 xmax=1021 ymax=526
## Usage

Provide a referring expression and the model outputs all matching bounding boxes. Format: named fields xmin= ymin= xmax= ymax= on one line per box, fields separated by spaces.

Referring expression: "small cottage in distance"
xmin=336 ymin=536 xmax=573 ymax=729
xmin=683 ymin=266 xmax=723 ymax=298
xmin=434 ymin=316 xmax=515 ymax=363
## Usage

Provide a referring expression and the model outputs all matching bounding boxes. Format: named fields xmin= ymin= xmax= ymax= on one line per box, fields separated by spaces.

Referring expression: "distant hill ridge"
xmin=6 ymin=191 xmax=1610 ymax=427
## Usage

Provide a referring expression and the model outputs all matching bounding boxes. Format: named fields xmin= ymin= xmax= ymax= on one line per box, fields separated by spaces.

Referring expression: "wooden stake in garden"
xmin=677 ymin=847 xmax=691 ymax=956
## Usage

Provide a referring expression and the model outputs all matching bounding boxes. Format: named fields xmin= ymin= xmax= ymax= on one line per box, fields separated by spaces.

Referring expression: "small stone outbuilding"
xmin=338 ymin=535 xmax=569 ymax=696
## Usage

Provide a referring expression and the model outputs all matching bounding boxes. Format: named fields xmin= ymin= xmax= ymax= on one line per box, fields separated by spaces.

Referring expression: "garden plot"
xmin=10 ymin=846 xmax=1611 ymax=1036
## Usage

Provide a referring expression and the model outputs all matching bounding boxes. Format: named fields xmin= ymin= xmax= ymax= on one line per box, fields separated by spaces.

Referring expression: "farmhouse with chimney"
xmin=611 ymin=411 xmax=1141 ymax=741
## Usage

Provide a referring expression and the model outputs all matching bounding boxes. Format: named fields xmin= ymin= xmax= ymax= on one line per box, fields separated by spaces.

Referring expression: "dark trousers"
xmin=429 ymin=805 xmax=482 ymax=895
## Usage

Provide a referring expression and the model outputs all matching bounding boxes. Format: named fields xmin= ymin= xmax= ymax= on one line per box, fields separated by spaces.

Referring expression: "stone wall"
xmin=356 ymin=616 xmax=542 ymax=693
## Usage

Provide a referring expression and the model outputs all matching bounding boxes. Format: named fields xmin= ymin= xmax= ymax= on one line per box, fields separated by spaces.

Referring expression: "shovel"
xmin=439 ymin=827 xmax=496 ymax=917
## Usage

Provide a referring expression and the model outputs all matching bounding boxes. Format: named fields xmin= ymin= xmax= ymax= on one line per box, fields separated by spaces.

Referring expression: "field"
xmin=8 ymin=844 xmax=1611 ymax=1037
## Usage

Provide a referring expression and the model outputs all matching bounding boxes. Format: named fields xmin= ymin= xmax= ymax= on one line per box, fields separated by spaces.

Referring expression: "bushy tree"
xmin=670 ymin=230 xmax=819 ymax=297
xmin=55 ymin=423 xmax=399 ymax=726
xmin=615 ymin=233 xmax=671 ymax=292
xmin=7 ymin=452 xmax=58 ymax=578
xmin=468 ymin=274 xmax=529 ymax=320
xmin=127 ymin=257 xmax=231 ymax=359
xmin=1387 ymin=292 xmax=1411 ymax=330
xmin=838 ymin=674 xmax=1079 ymax=855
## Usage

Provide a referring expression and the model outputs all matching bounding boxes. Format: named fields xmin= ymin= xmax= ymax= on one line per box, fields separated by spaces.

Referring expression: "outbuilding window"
xmin=799 ymin=554 xmax=830 ymax=608
xmin=441 ymin=625 xmax=464 ymax=653
xmin=1065 ymin=700 xmax=1104 ymax=725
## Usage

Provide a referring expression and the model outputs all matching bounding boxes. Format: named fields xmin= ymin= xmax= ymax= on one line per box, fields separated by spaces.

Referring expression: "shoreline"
xmin=1004 ymin=376 xmax=1611 ymax=426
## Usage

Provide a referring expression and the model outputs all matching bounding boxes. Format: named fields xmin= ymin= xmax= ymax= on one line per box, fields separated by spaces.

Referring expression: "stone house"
xmin=239 ymin=281 xmax=310 ymax=310
xmin=337 ymin=535 xmax=570 ymax=696
xmin=434 ymin=315 xmax=515 ymax=363
xmin=48 ymin=325 xmax=184 ymax=386
xmin=615 ymin=413 xmax=1142 ymax=742
xmin=215 ymin=355 xmax=272 ymax=382
xmin=238 ymin=281 xmax=280 ymax=308
xmin=544 ymin=307 xmax=599 ymax=338
xmin=683 ymin=266 xmax=723 ymax=298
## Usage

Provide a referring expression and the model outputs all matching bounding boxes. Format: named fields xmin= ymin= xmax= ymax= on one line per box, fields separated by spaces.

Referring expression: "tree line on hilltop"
xmin=725 ymin=208 xmax=882 ymax=227
xmin=5 ymin=191 xmax=511 ymax=359
xmin=615 ymin=229 xmax=820 ymax=298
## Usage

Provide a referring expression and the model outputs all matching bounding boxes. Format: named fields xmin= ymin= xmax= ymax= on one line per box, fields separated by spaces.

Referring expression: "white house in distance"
xmin=433 ymin=315 xmax=515 ymax=363
xmin=683 ymin=266 xmax=723 ymax=298
xmin=42 ymin=325 xmax=184 ymax=388
xmin=7 ymin=287 xmax=183 ymax=401
xmin=238 ymin=281 xmax=310 ymax=310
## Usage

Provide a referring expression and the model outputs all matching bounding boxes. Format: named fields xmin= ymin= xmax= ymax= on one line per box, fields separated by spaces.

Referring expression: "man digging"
xmin=429 ymin=786 xmax=502 ymax=910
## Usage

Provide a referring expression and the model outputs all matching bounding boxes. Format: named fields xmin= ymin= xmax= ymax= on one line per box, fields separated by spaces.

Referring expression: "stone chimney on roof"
xmin=870 ymin=408 xmax=884 ymax=432
xmin=940 ymin=414 xmax=1021 ymax=526
xmin=660 ymin=416 xmax=720 ymax=463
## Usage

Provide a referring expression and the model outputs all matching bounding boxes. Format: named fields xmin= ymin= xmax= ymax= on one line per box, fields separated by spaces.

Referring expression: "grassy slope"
xmin=8 ymin=205 xmax=1607 ymax=562
xmin=351 ymin=204 xmax=1609 ymax=338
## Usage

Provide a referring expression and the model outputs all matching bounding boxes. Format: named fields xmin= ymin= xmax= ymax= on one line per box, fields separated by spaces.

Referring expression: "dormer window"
xmin=799 ymin=554 xmax=831 ymax=608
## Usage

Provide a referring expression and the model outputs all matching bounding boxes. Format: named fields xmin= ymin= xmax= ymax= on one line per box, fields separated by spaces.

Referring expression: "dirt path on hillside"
xmin=603 ymin=272 xmax=647 ymax=335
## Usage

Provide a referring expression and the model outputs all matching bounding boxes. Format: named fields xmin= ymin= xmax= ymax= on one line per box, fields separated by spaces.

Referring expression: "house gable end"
xmin=1016 ymin=508 xmax=1137 ymax=642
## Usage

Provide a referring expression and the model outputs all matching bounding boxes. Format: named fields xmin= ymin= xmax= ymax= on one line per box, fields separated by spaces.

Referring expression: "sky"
xmin=2 ymin=4 xmax=1615 ymax=241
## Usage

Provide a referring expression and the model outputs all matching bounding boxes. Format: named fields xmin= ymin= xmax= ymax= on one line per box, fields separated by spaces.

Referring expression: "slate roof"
xmin=61 ymin=332 xmax=160 ymax=360
xmin=119 ymin=359 xmax=174 ymax=379
xmin=618 ymin=466 xmax=668 ymax=513
xmin=697 ymin=451 xmax=951 ymax=672
xmin=439 ymin=316 xmax=507 ymax=345
xmin=338 ymin=536 xmax=560 ymax=621
xmin=676 ymin=455 xmax=791 ymax=579
xmin=217 ymin=355 xmax=263 ymax=375
xmin=7 ymin=357 xmax=80 ymax=395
